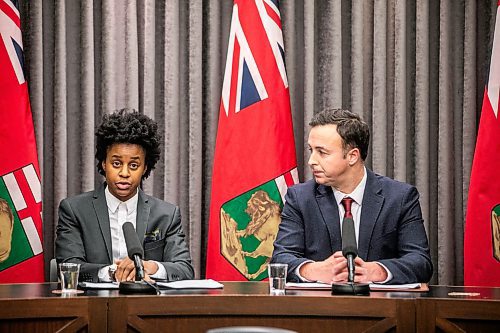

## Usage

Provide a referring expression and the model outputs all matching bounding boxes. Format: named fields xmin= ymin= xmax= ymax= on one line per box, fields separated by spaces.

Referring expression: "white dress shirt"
xmin=106 ymin=187 xmax=138 ymax=262
xmin=98 ymin=187 xmax=166 ymax=281
xmin=296 ymin=167 xmax=392 ymax=283
xmin=333 ymin=169 xmax=367 ymax=244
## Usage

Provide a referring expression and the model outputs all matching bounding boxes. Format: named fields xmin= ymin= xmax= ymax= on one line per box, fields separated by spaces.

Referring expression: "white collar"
xmin=333 ymin=167 xmax=367 ymax=206
xmin=104 ymin=185 xmax=139 ymax=214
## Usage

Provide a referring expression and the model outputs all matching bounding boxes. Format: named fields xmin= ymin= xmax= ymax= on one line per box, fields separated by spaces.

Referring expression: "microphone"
xmin=122 ymin=222 xmax=145 ymax=281
xmin=341 ymin=216 xmax=358 ymax=283
xmin=332 ymin=216 xmax=370 ymax=295
xmin=119 ymin=222 xmax=159 ymax=294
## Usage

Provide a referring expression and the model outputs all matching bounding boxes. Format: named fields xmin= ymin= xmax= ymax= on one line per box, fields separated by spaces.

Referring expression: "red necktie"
xmin=341 ymin=197 xmax=354 ymax=219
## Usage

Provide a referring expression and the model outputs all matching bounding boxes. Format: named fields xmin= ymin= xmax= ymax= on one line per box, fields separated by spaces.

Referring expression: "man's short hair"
xmin=0 ymin=198 xmax=13 ymax=225
xmin=95 ymin=109 xmax=162 ymax=179
xmin=309 ymin=108 xmax=370 ymax=160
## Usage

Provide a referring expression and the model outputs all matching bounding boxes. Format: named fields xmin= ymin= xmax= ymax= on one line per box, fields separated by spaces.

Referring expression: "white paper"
xmin=156 ymin=279 xmax=224 ymax=289
xmin=80 ymin=279 xmax=224 ymax=290
xmin=286 ymin=282 xmax=422 ymax=290
xmin=79 ymin=282 xmax=119 ymax=289
xmin=369 ymin=283 xmax=421 ymax=289
xmin=286 ymin=282 xmax=330 ymax=289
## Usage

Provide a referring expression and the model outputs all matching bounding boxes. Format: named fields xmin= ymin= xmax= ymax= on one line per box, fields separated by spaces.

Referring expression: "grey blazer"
xmin=271 ymin=168 xmax=433 ymax=284
xmin=55 ymin=183 xmax=194 ymax=282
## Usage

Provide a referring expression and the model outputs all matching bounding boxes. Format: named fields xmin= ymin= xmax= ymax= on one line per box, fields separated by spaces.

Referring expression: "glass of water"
xmin=59 ymin=263 xmax=80 ymax=293
xmin=268 ymin=263 xmax=287 ymax=295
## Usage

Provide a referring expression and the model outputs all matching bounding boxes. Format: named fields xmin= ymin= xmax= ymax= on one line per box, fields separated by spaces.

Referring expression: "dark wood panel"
xmin=0 ymin=282 xmax=499 ymax=333
xmin=108 ymin=282 xmax=415 ymax=333
xmin=0 ymin=284 xmax=108 ymax=333
xmin=417 ymin=297 xmax=500 ymax=333
xmin=0 ymin=318 xmax=79 ymax=333
xmin=127 ymin=316 xmax=397 ymax=333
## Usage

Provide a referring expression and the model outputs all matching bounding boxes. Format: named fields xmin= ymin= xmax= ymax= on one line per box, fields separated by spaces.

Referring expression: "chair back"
xmin=49 ymin=258 xmax=58 ymax=282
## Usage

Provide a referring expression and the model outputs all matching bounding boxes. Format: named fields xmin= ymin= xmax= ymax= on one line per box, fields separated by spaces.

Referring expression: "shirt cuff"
xmin=374 ymin=262 xmax=393 ymax=283
xmin=98 ymin=265 xmax=113 ymax=282
xmin=294 ymin=260 xmax=316 ymax=282
xmin=149 ymin=261 xmax=167 ymax=280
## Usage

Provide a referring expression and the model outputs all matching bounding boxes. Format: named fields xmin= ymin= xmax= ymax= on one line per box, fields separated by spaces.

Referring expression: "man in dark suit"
xmin=272 ymin=109 xmax=432 ymax=284
xmin=56 ymin=109 xmax=194 ymax=282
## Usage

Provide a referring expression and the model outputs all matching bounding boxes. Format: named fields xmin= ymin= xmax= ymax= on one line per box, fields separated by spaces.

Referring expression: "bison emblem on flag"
xmin=221 ymin=179 xmax=284 ymax=280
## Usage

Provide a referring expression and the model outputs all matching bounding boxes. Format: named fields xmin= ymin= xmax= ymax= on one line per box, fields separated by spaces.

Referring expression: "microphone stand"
xmin=332 ymin=211 xmax=370 ymax=296
xmin=331 ymin=254 xmax=370 ymax=296
xmin=119 ymin=279 xmax=159 ymax=294
xmin=119 ymin=256 xmax=159 ymax=294
xmin=142 ymin=278 xmax=161 ymax=295
xmin=119 ymin=222 xmax=160 ymax=294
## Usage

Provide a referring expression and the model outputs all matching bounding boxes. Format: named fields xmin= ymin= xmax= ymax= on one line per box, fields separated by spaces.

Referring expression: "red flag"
xmin=0 ymin=0 xmax=44 ymax=282
xmin=464 ymin=3 xmax=500 ymax=287
xmin=206 ymin=0 xmax=298 ymax=281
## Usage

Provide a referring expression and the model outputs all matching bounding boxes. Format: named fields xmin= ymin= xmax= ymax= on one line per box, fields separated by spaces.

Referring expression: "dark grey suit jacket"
xmin=271 ymin=169 xmax=433 ymax=284
xmin=55 ymin=183 xmax=194 ymax=282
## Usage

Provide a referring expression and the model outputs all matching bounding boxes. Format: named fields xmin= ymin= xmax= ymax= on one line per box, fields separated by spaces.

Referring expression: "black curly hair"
xmin=95 ymin=109 xmax=162 ymax=179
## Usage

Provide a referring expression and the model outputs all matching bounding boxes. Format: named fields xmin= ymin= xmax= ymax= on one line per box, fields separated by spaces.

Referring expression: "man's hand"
xmin=352 ymin=257 xmax=388 ymax=283
xmin=114 ymin=257 xmax=136 ymax=282
xmin=300 ymin=251 xmax=388 ymax=284
xmin=299 ymin=252 xmax=347 ymax=283
xmin=143 ymin=260 xmax=159 ymax=276
xmin=114 ymin=258 xmax=159 ymax=282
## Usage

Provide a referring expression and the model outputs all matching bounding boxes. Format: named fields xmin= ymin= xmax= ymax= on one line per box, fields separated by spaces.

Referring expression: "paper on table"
xmin=369 ymin=283 xmax=421 ymax=290
xmin=80 ymin=279 xmax=224 ymax=290
xmin=286 ymin=282 xmax=422 ymax=290
xmin=286 ymin=282 xmax=330 ymax=289
xmin=156 ymin=279 xmax=224 ymax=289
xmin=79 ymin=282 xmax=119 ymax=289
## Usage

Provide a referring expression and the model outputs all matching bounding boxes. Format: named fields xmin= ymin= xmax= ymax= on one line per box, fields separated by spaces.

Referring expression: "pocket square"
xmin=144 ymin=229 xmax=160 ymax=243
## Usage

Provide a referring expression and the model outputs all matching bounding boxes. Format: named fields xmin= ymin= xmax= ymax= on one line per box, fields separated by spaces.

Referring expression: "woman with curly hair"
xmin=55 ymin=109 xmax=194 ymax=283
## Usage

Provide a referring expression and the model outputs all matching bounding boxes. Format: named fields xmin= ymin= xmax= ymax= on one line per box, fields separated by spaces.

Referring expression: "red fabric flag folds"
xmin=464 ymin=3 xmax=500 ymax=287
xmin=206 ymin=0 xmax=298 ymax=281
xmin=0 ymin=0 xmax=44 ymax=282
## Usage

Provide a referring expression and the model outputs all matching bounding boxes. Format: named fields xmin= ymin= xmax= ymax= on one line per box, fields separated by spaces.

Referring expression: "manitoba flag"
xmin=206 ymin=0 xmax=298 ymax=281
xmin=464 ymin=2 xmax=500 ymax=286
xmin=0 ymin=0 xmax=44 ymax=282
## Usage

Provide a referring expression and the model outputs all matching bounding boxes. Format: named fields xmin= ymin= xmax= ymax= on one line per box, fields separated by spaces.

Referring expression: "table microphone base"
xmin=119 ymin=281 xmax=157 ymax=294
xmin=331 ymin=282 xmax=370 ymax=296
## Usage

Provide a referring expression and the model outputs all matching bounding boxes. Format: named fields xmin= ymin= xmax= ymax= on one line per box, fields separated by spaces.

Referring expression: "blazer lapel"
xmin=93 ymin=184 xmax=113 ymax=263
xmin=316 ymin=185 xmax=342 ymax=253
xmin=358 ymin=169 xmax=384 ymax=259
xmin=136 ymin=190 xmax=150 ymax=244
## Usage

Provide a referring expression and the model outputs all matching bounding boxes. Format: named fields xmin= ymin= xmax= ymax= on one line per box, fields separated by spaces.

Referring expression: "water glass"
xmin=268 ymin=263 xmax=287 ymax=295
xmin=59 ymin=263 xmax=80 ymax=292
